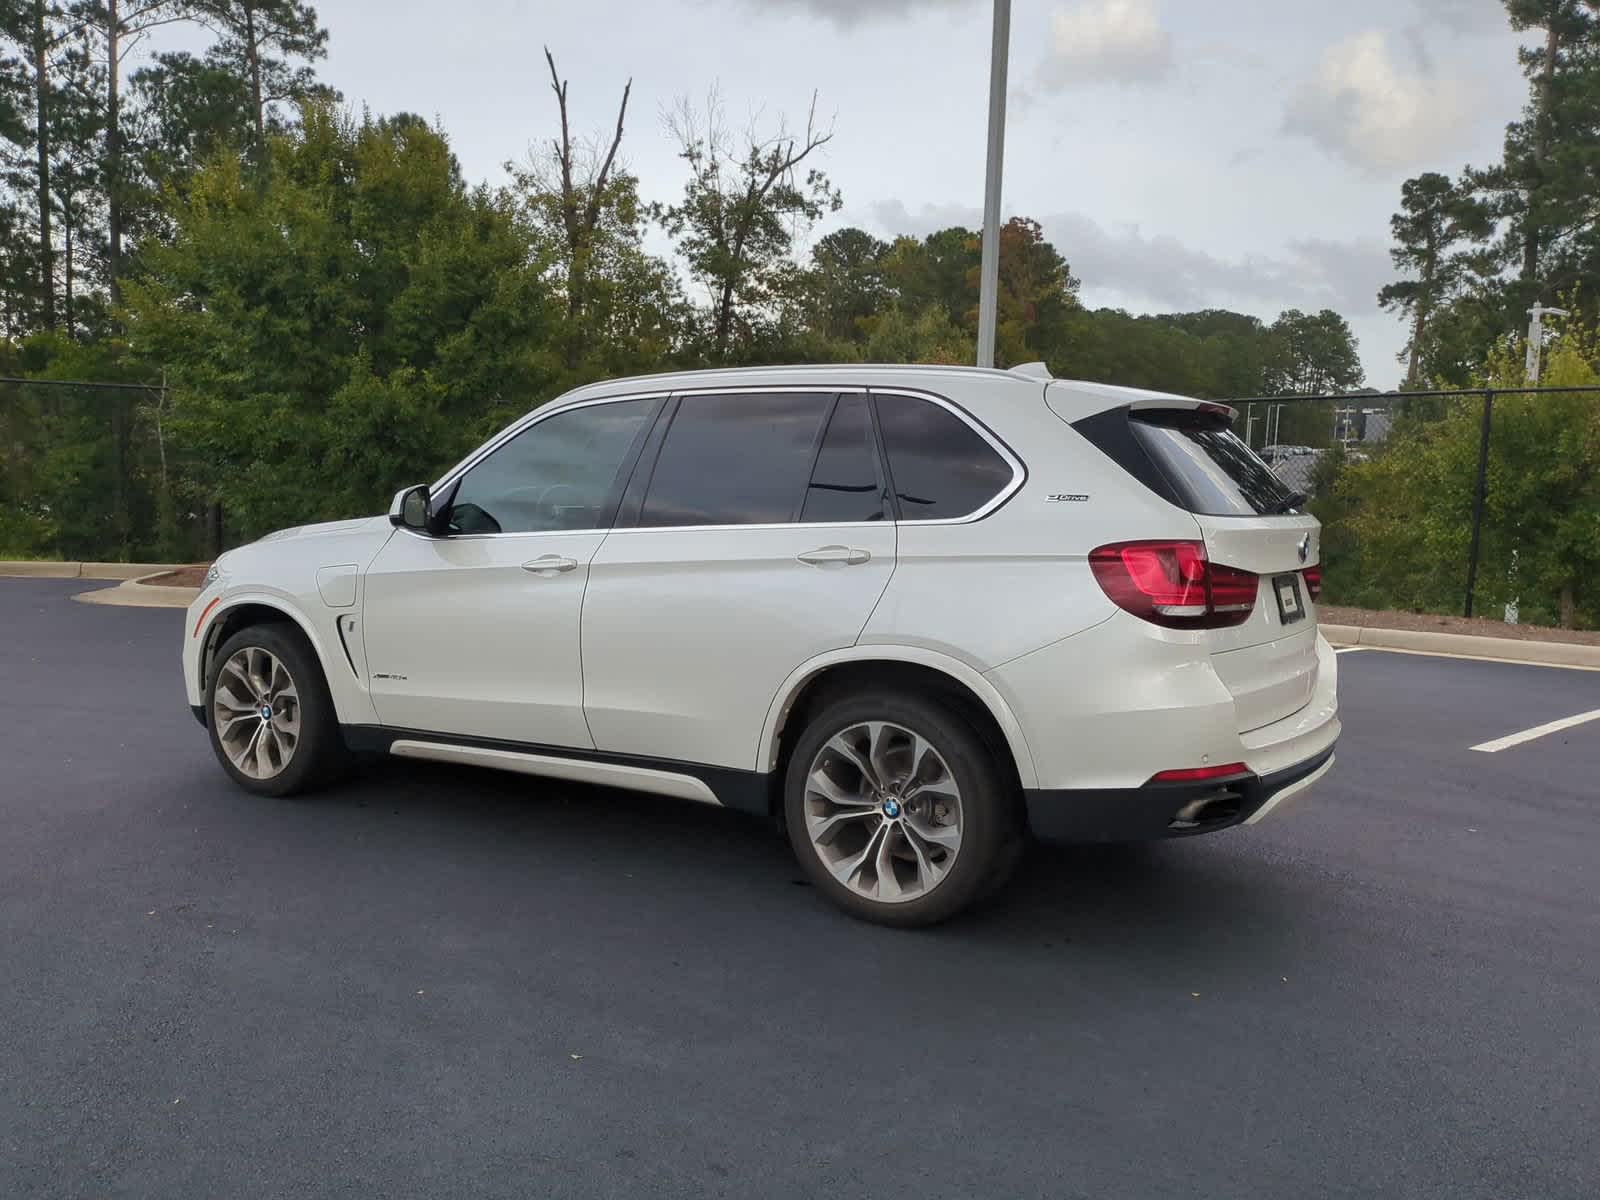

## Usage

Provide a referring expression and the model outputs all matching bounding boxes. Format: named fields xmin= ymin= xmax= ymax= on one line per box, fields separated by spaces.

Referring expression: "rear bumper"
xmin=1024 ymin=743 xmax=1336 ymax=843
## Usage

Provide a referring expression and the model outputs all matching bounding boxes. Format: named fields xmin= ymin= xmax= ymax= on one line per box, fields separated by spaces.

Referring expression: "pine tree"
xmin=187 ymin=0 xmax=329 ymax=163
xmin=1377 ymin=173 xmax=1493 ymax=388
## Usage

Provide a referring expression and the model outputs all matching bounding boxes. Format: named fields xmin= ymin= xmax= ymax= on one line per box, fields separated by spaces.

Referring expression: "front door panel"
xmin=361 ymin=529 xmax=603 ymax=747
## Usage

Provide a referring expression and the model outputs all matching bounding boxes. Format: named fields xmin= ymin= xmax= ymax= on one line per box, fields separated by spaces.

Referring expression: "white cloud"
xmin=745 ymin=0 xmax=976 ymax=26
xmin=1410 ymin=0 xmax=1507 ymax=37
xmin=1038 ymin=0 xmax=1175 ymax=89
xmin=868 ymin=200 xmax=1390 ymax=317
xmin=1284 ymin=30 xmax=1475 ymax=171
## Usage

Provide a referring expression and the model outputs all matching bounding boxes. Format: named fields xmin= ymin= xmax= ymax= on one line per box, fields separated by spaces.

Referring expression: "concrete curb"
xmin=0 ymin=560 xmax=187 ymax=580
xmin=1323 ymin=623 xmax=1600 ymax=669
xmin=73 ymin=571 xmax=200 ymax=609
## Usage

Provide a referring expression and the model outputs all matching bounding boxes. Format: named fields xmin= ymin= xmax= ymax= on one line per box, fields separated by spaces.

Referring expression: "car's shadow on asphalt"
xmin=311 ymin=756 xmax=1314 ymax=976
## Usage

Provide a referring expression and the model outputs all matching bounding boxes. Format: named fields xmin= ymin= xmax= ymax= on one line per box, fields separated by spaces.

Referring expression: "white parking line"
xmin=1470 ymin=709 xmax=1600 ymax=754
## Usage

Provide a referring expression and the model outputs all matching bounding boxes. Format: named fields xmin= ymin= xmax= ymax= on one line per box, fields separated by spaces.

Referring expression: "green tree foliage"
xmin=508 ymin=49 xmax=693 ymax=377
xmin=187 ymin=0 xmax=330 ymax=161
xmin=120 ymin=104 xmax=562 ymax=539
xmin=1325 ymin=321 xmax=1600 ymax=628
xmin=1387 ymin=2 xmax=1600 ymax=383
xmin=1377 ymin=173 xmax=1494 ymax=387
xmin=1262 ymin=309 xmax=1365 ymax=396
xmin=660 ymin=90 xmax=841 ymax=360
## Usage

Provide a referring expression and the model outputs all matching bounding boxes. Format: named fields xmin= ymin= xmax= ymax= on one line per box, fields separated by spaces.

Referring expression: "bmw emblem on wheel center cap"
xmin=260 ymin=704 xmax=273 ymax=721
xmin=882 ymin=798 xmax=901 ymax=819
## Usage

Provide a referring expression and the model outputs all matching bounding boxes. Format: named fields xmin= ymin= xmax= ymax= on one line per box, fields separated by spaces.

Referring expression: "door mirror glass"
xmin=390 ymin=484 xmax=433 ymax=531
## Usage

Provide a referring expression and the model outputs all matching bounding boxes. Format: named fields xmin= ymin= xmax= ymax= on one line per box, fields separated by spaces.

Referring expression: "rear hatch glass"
xmin=1127 ymin=409 xmax=1301 ymax=516
xmin=1072 ymin=403 xmax=1321 ymax=733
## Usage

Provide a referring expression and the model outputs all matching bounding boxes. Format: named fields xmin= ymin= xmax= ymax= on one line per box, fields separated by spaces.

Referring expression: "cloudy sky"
xmin=165 ymin=0 xmax=1531 ymax=387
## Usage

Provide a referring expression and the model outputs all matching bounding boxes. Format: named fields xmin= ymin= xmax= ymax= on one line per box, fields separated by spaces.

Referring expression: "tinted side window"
xmin=874 ymin=393 xmax=1014 ymax=521
xmin=447 ymin=398 xmax=653 ymax=535
xmin=801 ymin=395 xmax=886 ymax=523
xmin=639 ymin=392 xmax=832 ymax=527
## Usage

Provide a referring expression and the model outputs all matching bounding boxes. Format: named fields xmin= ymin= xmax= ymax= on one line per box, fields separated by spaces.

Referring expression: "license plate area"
xmin=1273 ymin=573 xmax=1306 ymax=625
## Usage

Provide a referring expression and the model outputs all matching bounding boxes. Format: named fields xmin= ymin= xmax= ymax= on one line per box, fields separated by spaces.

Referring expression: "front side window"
xmin=447 ymin=398 xmax=654 ymax=535
xmin=639 ymin=392 xmax=833 ymax=527
xmin=802 ymin=395 xmax=886 ymax=523
xmin=874 ymin=392 xmax=1014 ymax=521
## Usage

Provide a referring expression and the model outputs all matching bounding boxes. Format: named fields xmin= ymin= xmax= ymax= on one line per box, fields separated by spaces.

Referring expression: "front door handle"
xmin=522 ymin=555 xmax=579 ymax=576
xmin=797 ymin=545 xmax=872 ymax=567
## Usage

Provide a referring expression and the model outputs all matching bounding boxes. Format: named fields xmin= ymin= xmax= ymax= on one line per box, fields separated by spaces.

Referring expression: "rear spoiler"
xmin=1045 ymin=380 xmax=1237 ymax=425
xmin=1126 ymin=398 xmax=1237 ymax=422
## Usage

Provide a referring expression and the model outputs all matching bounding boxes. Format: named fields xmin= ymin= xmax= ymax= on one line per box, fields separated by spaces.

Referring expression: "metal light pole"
xmin=1525 ymin=302 xmax=1568 ymax=383
xmin=975 ymin=0 xmax=1011 ymax=369
xmin=1505 ymin=303 xmax=1567 ymax=623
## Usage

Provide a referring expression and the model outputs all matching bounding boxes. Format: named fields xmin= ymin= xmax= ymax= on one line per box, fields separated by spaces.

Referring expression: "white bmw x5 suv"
xmin=184 ymin=364 xmax=1339 ymax=925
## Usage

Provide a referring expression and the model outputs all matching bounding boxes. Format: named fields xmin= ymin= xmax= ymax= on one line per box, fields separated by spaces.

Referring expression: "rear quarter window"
xmin=874 ymin=393 xmax=1016 ymax=521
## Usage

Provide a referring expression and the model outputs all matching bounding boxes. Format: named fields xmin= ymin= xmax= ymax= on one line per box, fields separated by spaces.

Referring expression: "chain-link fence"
xmin=1232 ymin=385 xmax=1600 ymax=630
xmin=0 ymin=376 xmax=220 ymax=564
xmin=5 ymin=374 xmax=1597 ymax=631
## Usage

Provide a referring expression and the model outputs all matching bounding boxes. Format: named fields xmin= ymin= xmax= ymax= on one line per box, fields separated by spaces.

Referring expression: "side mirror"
xmin=389 ymin=484 xmax=434 ymax=532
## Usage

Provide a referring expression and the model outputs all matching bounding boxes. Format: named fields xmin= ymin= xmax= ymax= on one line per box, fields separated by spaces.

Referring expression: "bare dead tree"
xmin=542 ymin=45 xmax=631 ymax=348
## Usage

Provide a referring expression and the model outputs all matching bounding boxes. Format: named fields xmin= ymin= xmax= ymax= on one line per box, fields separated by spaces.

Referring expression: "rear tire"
xmin=205 ymin=623 xmax=345 ymax=797
xmin=784 ymin=690 xmax=1016 ymax=927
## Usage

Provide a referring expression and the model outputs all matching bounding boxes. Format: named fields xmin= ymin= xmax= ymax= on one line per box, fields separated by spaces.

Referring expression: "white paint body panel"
xmin=360 ymin=528 xmax=603 ymax=747
xmin=583 ymin=522 xmax=896 ymax=768
xmin=183 ymin=363 xmax=1340 ymax=826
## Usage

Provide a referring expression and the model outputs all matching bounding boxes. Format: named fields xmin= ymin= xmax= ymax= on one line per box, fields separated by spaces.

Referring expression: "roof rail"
xmin=1008 ymin=362 xmax=1052 ymax=380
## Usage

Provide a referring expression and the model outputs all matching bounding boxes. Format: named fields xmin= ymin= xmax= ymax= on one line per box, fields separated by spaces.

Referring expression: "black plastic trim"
xmin=613 ymin=395 xmax=678 ymax=529
xmin=1070 ymin=406 xmax=1186 ymax=510
xmin=191 ymin=704 xmax=206 ymax=728
xmin=339 ymin=724 xmax=773 ymax=815
xmin=1024 ymin=743 xmax=1336 ymax=843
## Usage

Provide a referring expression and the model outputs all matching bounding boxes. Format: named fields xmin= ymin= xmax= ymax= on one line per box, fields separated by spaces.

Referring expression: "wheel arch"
xmin=198 ymin=594 xmax=333 ymax=706
xmin=759 ymin=647 xmax=1040 ymax=794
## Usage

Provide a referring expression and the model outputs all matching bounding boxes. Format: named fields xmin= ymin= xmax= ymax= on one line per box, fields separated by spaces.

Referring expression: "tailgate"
xmin=1062 ymin=394 xmax=1326 ymax=735
xmin=1197 ymin=513 xmax=1321 ymax=733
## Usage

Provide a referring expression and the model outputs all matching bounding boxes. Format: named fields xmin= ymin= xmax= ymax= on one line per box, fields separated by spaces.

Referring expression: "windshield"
xmin=1130 ymin=411 xmax=1299 ymax=516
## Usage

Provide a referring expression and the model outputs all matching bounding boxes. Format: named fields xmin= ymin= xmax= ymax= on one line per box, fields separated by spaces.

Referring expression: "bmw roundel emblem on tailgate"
xmin=1298 ymin=533 xmax=1311 ymax=563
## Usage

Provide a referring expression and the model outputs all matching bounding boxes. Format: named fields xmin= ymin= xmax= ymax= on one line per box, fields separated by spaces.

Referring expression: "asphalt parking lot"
xmin=3 ymin=577 xmax=1597 ymax=1199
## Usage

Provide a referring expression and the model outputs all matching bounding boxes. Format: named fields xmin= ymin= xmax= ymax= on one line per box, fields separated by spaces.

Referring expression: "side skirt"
xmin=339 ymin=725 xmax=773 ymax=816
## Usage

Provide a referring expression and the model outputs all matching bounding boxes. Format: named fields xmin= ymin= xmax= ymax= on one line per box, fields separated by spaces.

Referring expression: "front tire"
xmin=784 ymin=691 xmax=1016 ymax=927
xmin=205 ymin=623 xmax=344 ymax=797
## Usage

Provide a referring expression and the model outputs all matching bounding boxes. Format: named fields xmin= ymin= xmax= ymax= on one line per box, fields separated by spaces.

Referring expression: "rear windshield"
xmin=1128 ymin=411 xmax=1298 ymax=516
xmin=1126 ymin=412 xmax=1299 ymax=518
xmin=1070 ymin=405 xmax=1305 ymax=517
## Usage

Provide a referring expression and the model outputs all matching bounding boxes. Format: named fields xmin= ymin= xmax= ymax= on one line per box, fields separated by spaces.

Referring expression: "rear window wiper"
xmin=1265 ymin=492 xmax=1307 ymax=515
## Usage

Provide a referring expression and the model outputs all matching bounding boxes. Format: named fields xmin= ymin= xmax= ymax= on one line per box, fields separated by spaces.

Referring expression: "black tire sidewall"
xmin=205 ymin=623 xmax=338 ymax=797
xmin=784 ymin=691 xmax=1007 ymax=927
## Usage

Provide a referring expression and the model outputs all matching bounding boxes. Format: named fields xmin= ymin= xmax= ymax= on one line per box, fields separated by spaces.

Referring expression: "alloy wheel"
xmin=803 ymin=720 xmax=964 ymax=904
xmin=212 ymin=646 xmax=301 ymax=780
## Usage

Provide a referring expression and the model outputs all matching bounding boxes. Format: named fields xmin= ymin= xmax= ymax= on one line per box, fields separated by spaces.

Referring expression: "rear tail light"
xmin=1303 ymin=564 xmax=1323 ymax=602
xmin=1149 ymin=762 xmax=1249 ymax=783
xmin=1089 ymin=540 xmax=1258 ymax=629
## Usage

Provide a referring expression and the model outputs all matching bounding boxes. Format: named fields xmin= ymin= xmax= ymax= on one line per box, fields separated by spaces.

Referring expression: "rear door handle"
xmin=797 ymin=545 xmax=871 ymax=567
xmin=522 ymin=555 xmax=579 ymax=575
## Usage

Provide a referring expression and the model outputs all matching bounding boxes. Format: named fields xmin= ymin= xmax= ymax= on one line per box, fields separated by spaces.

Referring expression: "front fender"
xmin=185 ymin=587 xmax=378 ymax=727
